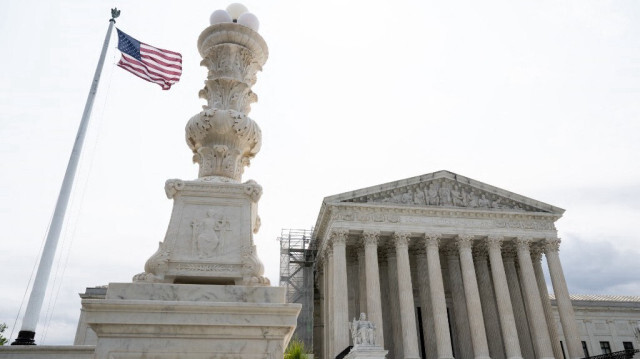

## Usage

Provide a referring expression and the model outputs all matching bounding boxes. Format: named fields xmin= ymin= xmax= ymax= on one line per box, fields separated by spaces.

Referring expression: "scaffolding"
xmin=278 ymin=228 xmax=316 ymax=349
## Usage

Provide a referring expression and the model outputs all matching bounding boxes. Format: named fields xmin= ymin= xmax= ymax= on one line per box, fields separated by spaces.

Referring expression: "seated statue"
xmin=350 ymin=313 xmax=376 ymax=347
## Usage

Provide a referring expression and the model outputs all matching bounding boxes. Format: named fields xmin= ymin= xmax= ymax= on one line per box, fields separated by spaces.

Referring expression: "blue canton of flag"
xmin=116 ymin=29 xmax=182 ymax=90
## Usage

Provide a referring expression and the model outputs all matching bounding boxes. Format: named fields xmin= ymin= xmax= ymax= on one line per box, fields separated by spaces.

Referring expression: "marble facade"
xmin=312 ymin=171 xmax=584 ymax=359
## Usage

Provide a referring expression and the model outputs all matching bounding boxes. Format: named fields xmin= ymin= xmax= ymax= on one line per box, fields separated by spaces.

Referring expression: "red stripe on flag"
xmin=118 ymin=54 xmax=177 ymax=90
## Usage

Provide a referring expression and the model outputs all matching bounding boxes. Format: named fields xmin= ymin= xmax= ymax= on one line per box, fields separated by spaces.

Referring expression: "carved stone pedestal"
xmin=133 ymin=178 xmax=269 ymax=286
xmin=81 ymin=282 xmax=300 ymax=359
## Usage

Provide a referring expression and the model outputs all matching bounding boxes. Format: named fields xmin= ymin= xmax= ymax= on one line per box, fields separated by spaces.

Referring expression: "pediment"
xmin=324 ymin=170 xmax=564 ymax=214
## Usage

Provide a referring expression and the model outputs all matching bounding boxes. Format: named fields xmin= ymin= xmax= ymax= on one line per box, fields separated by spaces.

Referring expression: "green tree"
xmin=0 ymin=323 xmax=8 ymax=346
xmin=284 ymin=338 xmax=308 ymax=359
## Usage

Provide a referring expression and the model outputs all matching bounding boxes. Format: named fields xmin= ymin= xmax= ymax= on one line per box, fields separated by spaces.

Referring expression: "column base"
xmin=11 ymin=331 xmax=36 ymax=345
xmin=474 ymin=356 xmax=492 ymax=359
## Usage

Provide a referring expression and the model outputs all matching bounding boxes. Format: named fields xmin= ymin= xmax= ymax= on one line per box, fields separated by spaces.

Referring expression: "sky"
xmin=1 ymin=0 xmax=639 ymax=345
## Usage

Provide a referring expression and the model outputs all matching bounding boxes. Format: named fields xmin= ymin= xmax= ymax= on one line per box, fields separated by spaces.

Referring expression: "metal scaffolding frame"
xmin=278 ymin=228 xmax=316 ymax=349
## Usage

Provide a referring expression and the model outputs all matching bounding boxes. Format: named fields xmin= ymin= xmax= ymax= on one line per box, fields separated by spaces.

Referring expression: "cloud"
xmin=558 ymin=235 xmax=640 ymax=295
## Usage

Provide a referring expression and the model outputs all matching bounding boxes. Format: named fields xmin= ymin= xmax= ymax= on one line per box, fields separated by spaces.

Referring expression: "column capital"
xmin=424 ymin=233 xmax=442 ymax=249
xmin=330 ymin=228 xmax=348 ymax=246
xmin=515 ymin=237 xmax=533 ymax=252
xmin=457 ymin=234 xmax=474 ymax=251
xmin=486 ymin=236 xmax=503 ymax=250
xmin=362 ymin=230 xmax=380 ymax=247
xmin=544 ymin=238 xmax=561 ymax=253
xmin=531 ymin=245 xmax=544 ymax=262
xmin=393 ymin=232 xmax=411 ymax=248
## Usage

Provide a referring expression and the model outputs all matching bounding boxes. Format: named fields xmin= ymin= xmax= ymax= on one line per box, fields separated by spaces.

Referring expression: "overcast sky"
xmin=1 ymin=0 xmax=639 ymax=345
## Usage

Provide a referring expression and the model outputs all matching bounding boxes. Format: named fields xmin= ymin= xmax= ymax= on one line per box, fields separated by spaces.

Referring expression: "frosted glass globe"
xmin=237 ymin=12 xmax=259 ymax=31
xmin=226 ymin=3 xmax=249 ymax=20
xmin=209 ymin=10 xmax=232 ymax=25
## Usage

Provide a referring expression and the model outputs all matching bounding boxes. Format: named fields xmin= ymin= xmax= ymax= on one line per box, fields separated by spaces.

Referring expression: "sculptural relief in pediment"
xmin=342 ymin=179 xmax=547 ymax=213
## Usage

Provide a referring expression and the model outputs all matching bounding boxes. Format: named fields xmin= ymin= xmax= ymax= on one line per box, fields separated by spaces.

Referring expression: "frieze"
xmin=330 ymin=208 xmax=555 ymax=231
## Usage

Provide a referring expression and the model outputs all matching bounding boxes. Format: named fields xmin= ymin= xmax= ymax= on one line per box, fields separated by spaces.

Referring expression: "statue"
xmin=350 ymin=313 xmax=376 ymax=347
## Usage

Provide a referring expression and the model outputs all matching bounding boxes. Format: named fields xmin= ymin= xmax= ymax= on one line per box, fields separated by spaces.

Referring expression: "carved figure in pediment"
xmin=427 ymin=183 xmax=440 ymax=205
xmin=191 ymin=210 xmax=231 ymax=258
xmin=413 ymin=188 xmax=426 ymax=205
xmin=478 ymin=194 xmax=491 ymax=208
xmin=439 ymin=181 xmax=453 ymax=206
xmin=492 ymin=197 xmax=505 ymax=209
xmin=401 ymin=191 xmax=413 ymax=204
xmin=451 ymin=185 xmax=465 ymax=207
xmin=466 ymin=190 xmax=479 ymax=208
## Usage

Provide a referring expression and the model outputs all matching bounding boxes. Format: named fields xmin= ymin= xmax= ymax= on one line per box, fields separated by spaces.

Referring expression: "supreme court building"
xmin=311 ymin=170 xmax=588 ymax=359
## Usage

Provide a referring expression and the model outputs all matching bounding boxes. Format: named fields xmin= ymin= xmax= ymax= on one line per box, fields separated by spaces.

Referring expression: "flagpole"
xmin=12 ymin=8 xmax=121 ymax=346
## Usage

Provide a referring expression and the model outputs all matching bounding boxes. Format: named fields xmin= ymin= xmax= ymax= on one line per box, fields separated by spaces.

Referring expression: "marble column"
xmin=515 ymin=238 xmax=554 ymax=359
xmin=331 ymin=229 xmax=349 ymax=357
xmin=457 ymin=235 xmax=491 ymax=359
xmin=318 ymin=266 xmax=325 ymax=359
xmin=388 ymin=248 xmax=404 ymax=359
xmin=486 ymin=237 xmax=523 ymax=359
xmin=326 ymin=247 xmax=334 ymax=358
xmin=379 ymin=254 xmax=395 ymax=359
xmin=425 ymin=234 xmax=454 ymax=359
xmin=348 ymin=252 xmax=358 ymax=327
xmin=358 ymin=247 xmax=367 ymax=317
xmin=416 ymin=248 xmax=439 ymax=359
xmin=473 ymin=244 xmax=505 ymax=359
xmin=545 ymin=238 xmax=582 ymax=359
xmin=503 ymin=249 xmax=536 ymax=359
xmin=447 ymin=245 xmax=474 ymax=359
xmin=394 ymin=232 xmax=421 ymax=359
xmin=363 ymin=230 xmax=385 ymax=347
xmin=532 ymin=248 xmax=563 ymax=359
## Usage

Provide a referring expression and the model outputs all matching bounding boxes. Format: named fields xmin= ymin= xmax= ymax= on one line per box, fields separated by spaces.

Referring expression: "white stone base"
xmin=0 ymin=346 xmax=95 ymax=359
xmin=82 ymin=282 xmax=300 ymax=359
xmin=344 ymin=347 xmax=388 ymax=359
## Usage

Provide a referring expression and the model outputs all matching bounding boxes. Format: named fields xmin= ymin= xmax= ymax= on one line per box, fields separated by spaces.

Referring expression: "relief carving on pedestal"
xmin=191 ymin=210 xmax=231 ymax=258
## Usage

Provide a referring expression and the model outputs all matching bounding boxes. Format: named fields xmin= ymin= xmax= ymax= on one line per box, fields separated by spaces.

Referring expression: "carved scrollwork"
xmin=330 ymin=229 xmax=348 ymax=246
xmin=186 ymin=109 xmax=262 ymax=181
xmin=134 ymin=242 xmax=171 ymax=282
xmin=486 ymin=235 xmax=503 ymax=251
xmin=165 ymin=179 xmax=185 ymax=199
xmin=515 ymin=237 xmax=533 ymax=252
xmin=393 ymin=232 xmax=411 ymax=248
xmin=457 ymin=234 xmax=475 ymax=251
xmin=362 ymin=230 xmax=380 ymax=247
xmin=544 ymin=238 xmax=561 ymax=253
xmin=243 ymin=180 xmax=263 ymax=202
xmin=186 ymin=26 xmax=266 ymax=182
xmin=424 ymin=233 xmax=442 ymax=249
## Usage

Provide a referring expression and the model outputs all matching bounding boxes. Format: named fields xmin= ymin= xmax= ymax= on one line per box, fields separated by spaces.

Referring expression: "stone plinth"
xmin=134 ymin=179 xmax=268 ymax=286
xmin=344 ymin=347 xmax=388 ymax=359
xmin=81 ymin=282 xmax=300 ymax=359
xmin=0 ymin=346 xmax=95 ymax=359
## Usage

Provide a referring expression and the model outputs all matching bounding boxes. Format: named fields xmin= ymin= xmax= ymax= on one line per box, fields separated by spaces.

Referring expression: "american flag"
xmin=116 ymin=29 xmax=182 ymax=90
